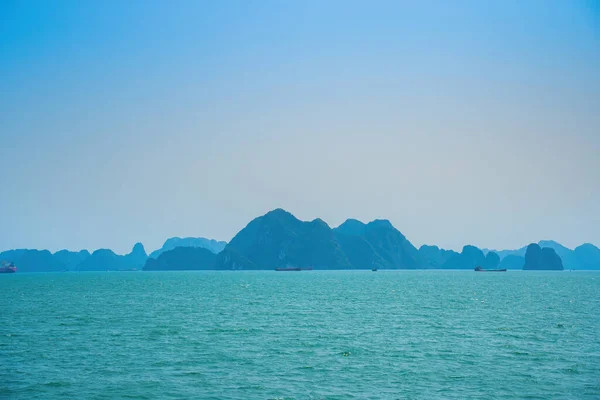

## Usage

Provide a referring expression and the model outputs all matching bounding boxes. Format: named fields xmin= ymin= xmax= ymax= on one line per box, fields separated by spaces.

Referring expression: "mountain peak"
xmin=150 ymin=237 xmax=227 ymax=258
xmin=265 ymin=208 xmax=293 ymax=217
xmin=340 ymin=218 xmax=365 ymax=226
xmin=218 ymin=208 xmax=351 ymax=270
xmin=368 ymin=219 xmax=394 ymax=229
xmin=524 ymin=243 xmax=563 ymax=270
xmin=335 ymin=219 xmax=367 ymax=236
xmin=538 ymin=240 xmax=571 ymax=251
xmin=576 ymin=243 xmax=600 ymax=251
xmin=131 ymin=242 xmax=146 ymax=256
xmin=310 ymin=218 xmax=330 ymax=228
xmin=260 ymin=208 xmax=300 ymax=224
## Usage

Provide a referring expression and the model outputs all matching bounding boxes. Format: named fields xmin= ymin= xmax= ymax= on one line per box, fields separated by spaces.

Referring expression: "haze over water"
xmin=2 ymin=1 xmax=600 ymax=253
xmin=2 ymin=271 xmax=599 ymax=399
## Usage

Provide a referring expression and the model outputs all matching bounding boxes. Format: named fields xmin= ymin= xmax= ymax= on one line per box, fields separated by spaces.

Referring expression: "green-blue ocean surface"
xmin=1 ymin=271 xmax=599 ymax=399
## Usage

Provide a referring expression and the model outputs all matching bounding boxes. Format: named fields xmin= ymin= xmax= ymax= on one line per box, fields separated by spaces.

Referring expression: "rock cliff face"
xmin=571 ymin=244 xmax=600 ymax=270
xmin=76 ymin=249 xmax=120 ymax=271
xmin=143 ymin=247 xmax=216 ymax=270
xmin=441 ymin=245 xmax=487 ymax=269
xmin=53 ymin=250 xmax=91 ymax=271
xmin=483 ymin=252 xmax=500 ymax=269
xmin=523 ymin=243 xmax=563 ymax=270
xmin=216 ymin=209 xmax=351 ymax=270
xmin=3 ymin=210 xmax=597 ymax=272
xmin=0 ymin=249 xmax=66 ymax=272
xmin=214 ymin=209 xmax=426 ymax=270
xmin=335 ymin=219 xmax=423 ymax=269
xmin=418 ymin=245 xmax=458 ymax=268
xmin=487 ymin=241 xmax=600 ymax=270
xmin=77 ymin=244 xmax=148 ymax=271
xmin=437 ymin=246 xmax=501 ymax=270
xmin=123 ymin=243 xmax=148 ymax=269
xmin=149 ymin=237 xmax=226 ymax=258
xmin=538 ymin=240 xmax=572 ymax=263
xmin=0 ymin=247 xmax=146 ymax=272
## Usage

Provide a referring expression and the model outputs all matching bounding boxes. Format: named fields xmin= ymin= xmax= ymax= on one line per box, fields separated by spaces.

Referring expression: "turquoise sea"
xmin=1 ymin=271 xmax=599 ymax=399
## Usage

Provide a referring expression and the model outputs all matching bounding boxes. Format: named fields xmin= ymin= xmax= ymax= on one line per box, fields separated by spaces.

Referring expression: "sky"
xmin=1 ymin=0 xmax=599 ymax=254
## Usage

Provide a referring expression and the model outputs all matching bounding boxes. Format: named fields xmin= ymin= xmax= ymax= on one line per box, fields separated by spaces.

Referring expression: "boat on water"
xmin=275 ymin=267 xmax=313 ymax=271
xmin=0 ymin=261 xmax=17 ymax=273
xmin=372 ymin=268 xmax=378 ymax=271
xmin=474 ymin=266 xmax=506 ymax=272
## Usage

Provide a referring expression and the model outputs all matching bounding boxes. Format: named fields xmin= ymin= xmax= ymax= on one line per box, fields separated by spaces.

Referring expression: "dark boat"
xmin=275 ymin=267 xmax=313 ymax=271
xmin=372 ymin=268 xmax=378 ymax=271
xmin=474 ymin=266 xmax=506 ymax=272
xmin=0 ymin=261 xmax=17 ymax=273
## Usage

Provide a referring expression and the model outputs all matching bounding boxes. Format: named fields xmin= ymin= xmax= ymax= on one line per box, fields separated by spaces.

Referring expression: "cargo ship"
xmin=0 ymin=261 xmax=17 ymax=273
xmin=275 ymin=267 xmax=313 ymax=271
xmin=474 ymin=266 xmax=506 ymax=272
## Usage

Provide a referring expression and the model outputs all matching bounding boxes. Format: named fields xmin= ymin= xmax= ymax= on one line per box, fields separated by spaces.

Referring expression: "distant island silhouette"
xmin=1 ymin=209 xmax=599 ymax=272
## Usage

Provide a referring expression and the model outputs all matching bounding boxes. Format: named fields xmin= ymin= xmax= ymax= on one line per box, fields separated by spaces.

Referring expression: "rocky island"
xmin=2 ymin=209 xmax=599 ymax=272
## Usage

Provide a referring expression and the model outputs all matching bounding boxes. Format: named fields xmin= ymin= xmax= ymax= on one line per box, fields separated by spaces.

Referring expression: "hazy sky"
xmin=1 ymin=1 xmax=599 ymax=254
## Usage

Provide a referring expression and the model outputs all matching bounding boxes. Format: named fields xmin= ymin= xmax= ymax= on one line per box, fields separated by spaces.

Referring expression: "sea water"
xmin=1 ymin=270 xmax=599 ymax=399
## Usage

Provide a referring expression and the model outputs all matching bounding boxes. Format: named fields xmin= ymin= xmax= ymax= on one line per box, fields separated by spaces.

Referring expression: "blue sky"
xmin=1 ymin=1 xmax=599 ymax=254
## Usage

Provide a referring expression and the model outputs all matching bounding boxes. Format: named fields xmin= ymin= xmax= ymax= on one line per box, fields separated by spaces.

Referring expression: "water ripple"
xmin=1 ymin=270 xmax=599 ymax=399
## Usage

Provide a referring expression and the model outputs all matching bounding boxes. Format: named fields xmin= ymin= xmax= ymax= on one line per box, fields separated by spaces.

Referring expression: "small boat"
xmin=275 ymin=267 xmax=302 ymax=271
xmin=0 ymin=261 xmax=17 ymax=273
xmin=372 ymin=268 xmax=378 ymax=271
xmin=474 ymin=266 xmax=506 ymax=272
